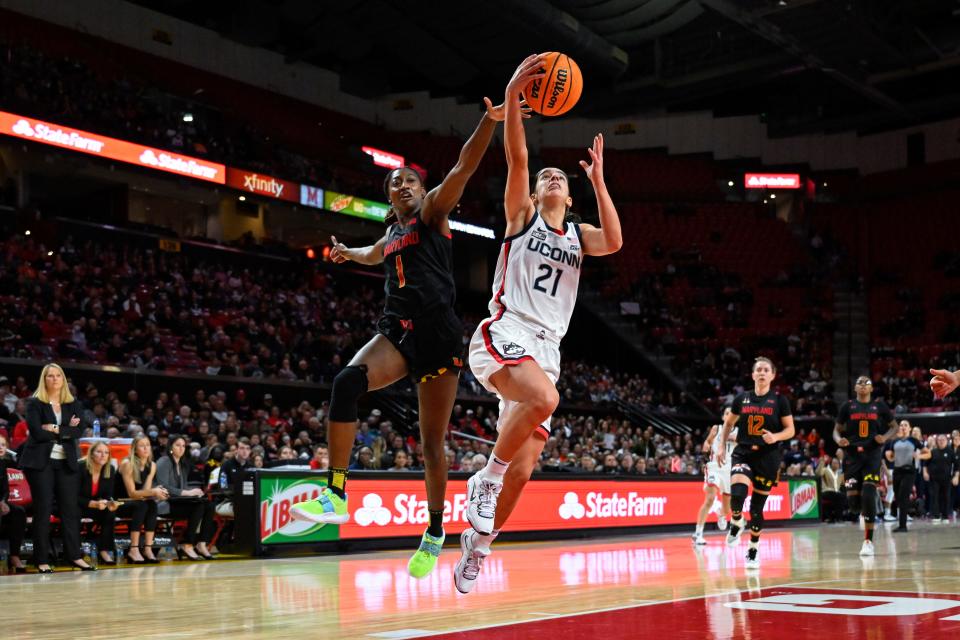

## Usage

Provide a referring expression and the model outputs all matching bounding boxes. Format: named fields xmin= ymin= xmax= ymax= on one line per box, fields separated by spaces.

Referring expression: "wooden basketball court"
xmin=6 ymin=522 xmax=960 ymax=639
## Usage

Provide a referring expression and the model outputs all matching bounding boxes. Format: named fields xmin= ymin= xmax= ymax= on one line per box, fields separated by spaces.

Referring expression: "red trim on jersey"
xmin=535 ymin=425 xmax=550 ymax=440
xmin=481 ymin=240 xmax=535 ymax=365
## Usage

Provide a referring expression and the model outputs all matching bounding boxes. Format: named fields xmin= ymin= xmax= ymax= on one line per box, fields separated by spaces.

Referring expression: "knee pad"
xmin=730 ymin=482 xmax=749 ymax=514
xmin=749 ymin=492 xmax=768 ymax=532
xmin=861 ymin=483 xmax=878 ymax=520
xmin=329 ymin=365 xmax=369 ymax=422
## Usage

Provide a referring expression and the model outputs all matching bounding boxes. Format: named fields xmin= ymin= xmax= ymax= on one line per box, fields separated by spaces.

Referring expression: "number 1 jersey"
xmin=486 ymin=211 xmax=583 ymax=340
xmin=731 ymin=390 xmax=792 ymax=450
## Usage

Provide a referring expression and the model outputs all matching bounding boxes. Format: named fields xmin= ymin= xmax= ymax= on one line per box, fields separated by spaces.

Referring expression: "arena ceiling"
xmin=133 ymin=0 xmax=960 ymax=137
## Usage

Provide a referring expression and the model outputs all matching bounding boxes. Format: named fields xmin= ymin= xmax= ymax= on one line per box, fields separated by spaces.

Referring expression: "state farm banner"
xmin=226 ymin=168 xmax=299 ymax=202
xmin=744 ymin=173 xmax=801 ymax=189
xmin=0 ymin=110 xmax=225 ymax=183
xmin=254 ymin=470 xmax=817 ymax=547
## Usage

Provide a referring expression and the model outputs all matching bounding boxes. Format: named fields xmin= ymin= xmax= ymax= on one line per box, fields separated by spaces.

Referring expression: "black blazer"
xmin=0 ymin=457 xmax=9 ymax=502
xmin=78 ymin=464 xmax=115 ymax=508
xmin=19 ymin=397 xmax=86 ymax=471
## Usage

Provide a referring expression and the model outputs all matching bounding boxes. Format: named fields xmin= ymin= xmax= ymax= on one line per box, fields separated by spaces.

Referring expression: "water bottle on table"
xmin=93 ymin=419 xmax=101 ymax=439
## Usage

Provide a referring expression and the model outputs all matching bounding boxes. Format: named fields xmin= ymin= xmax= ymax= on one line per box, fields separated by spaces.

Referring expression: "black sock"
xmin=428 ymin=509 xmax=444 ymax=537
xmin=865 ymin=527 xmax=874 ymax=542
xmin=327 ymin=467 xmax=348 ymax=499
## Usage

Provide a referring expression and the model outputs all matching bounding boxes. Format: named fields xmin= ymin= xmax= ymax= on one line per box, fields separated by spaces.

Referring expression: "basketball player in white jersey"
xmin=455 ymin=54 xmax=623 ymax=594
xmin=694 ymin=407 xmax=736 ymax=544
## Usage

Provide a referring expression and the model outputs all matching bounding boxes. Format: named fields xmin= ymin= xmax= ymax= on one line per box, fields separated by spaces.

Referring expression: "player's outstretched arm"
xmin=577 ymin=133 xmax=622 ymax=257
xmin=877 ymin=419 xmax=899 ymax=444
xmin=422 ymin=96 xmax=530 ymax=223
xmin=930 ymin=368 xmax=960 ymax=399
xmin=503 ymin=54 xmax=545 ymax=231
xmin=329 ymin=234 xmax=387 ymax=266
xmin=703 ymin=425 xmax=718 ymax=454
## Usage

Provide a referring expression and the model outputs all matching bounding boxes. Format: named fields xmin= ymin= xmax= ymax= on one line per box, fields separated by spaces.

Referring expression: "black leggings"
xmin=81 ymin=507 xmax=116 ymax=551
xmin=118 ymin=499 xmax=158 ymax=535
xmin=893 ymin=467 xmax=915 ymax=528
xmin=25 ymin=460 xmax=82 ymax=564
xmin=0 ymin=503 xmax=26 ymax=556
xmin=166 ymin=498 xmax=216 ymax=545
xmin=930 ymin=475 xmax=952 ymax=520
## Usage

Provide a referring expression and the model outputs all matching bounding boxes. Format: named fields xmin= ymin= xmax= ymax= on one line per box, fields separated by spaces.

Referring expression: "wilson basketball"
xmin=524 ymin=52 xmax=583 ymax=117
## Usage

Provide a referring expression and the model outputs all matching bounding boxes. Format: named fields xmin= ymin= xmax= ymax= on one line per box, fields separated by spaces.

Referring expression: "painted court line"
xmin=400 ymin=590 xmax=744 ymax=638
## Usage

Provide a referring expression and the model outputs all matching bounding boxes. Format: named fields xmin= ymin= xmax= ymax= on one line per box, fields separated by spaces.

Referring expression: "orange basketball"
xmin=524 ymin=52 xmax=583 ymax=117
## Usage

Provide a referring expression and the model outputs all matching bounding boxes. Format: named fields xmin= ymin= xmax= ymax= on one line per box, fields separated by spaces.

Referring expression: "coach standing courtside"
xmin=20 ymin=363 xmax=94 ymax=572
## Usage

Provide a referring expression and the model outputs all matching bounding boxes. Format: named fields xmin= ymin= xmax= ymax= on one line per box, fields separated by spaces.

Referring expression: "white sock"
xmin=483 ymin=455 xmax=510 ymax=483
xmin=475 ymin=529 xmax=499 ymax=551
xmin=695 ymin=525 xmax=704 ymax=536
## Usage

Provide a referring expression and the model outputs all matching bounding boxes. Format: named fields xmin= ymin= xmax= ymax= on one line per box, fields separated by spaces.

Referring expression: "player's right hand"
xmin=930 ymin=368 xmax=960 ymax=399
xmin=330 ymin=236 xmax=349 ymax=263
xmin=716 ymin=451 xmax=726 ymax=466
xmin=506 ymin=54 xmax=546 ymax=98
xmin=837 ymin=437 xmax=850 ymax=447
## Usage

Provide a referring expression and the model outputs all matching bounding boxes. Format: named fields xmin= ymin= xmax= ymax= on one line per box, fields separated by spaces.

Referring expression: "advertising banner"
xmin=226 ymin=168 xmax=298 ymax=202
xmin=324 ymin=191 xmax=391 ymax=222
xmin=744 ymin=173 xmax=801 ymax=189
xmin=256 ymin=472 xmax=818 ymax=546
xmin=0 ymin=110 xmax=225 ymax=183
xmin=299 ymin=184 xmax=325 ymax=209
xmin=362 ymin=146 xmax=404 ymax=169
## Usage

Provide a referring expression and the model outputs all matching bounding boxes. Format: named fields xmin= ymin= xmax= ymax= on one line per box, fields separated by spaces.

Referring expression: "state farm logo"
xmin=12 ymin=119 xmax=33 ymax=136
xmin=558 ymin=491 xmax=667 ymax=520
xmin=791 ymin=482 xmax=817 ymax=516
xmin=12 ymin=118 xmax=105 ymax=152
xmin=139 ymin=149 xmax=220 ymax=180
xmin=243 ymin=173 xmax=285 ymax=198
xmin=353 ymin=491 xmax=469 ymax=527
xmin=744 ymin=493 xmax=783 ymax=512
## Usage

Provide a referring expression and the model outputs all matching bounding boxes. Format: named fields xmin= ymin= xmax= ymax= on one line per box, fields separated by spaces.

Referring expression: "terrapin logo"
xmin=502 ymin=342 xmax=526 ymax=356
xmin=260 ymin=479 xmax=323 ymax=542
xmin=545 ymin=68 xmax=569 ymax=110
xmin=791 ymin=482 xmax=817 ymax=516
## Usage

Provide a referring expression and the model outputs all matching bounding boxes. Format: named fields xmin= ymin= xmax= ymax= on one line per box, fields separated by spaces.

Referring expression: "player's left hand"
xmin=953 ymin=476 xmax=959 ymax=487
xmin=930 ymin=368 xmax=960 ymax=399
xmin=484 ymin=96 xmax=532 ymax=121
xmin=579 ymin=133 xmax=604 ymax=184
xmin=761 ymin=430 xmax=777 ymax=445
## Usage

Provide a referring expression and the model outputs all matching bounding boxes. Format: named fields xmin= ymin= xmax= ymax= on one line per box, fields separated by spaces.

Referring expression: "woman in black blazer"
xmin=79 ymin=441 xmax=120 ymax=564
xmin=20 ymin=363 xmax=94 ymax=572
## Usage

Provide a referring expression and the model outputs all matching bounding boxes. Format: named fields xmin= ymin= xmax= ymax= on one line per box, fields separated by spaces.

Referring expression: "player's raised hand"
xmin=484 ymin=96 xmax=532 ymax=121
xmin=837 ymin=437 xmax=850 ymax=448
xmin=506 ymin=53 xmax=546 ymax=98
xmin=329 ymin=236 xmax=350 ymax=264
xmin=578 ymin=133 xmax=604 ymax=185
xmin=930 ymin=368 xmax=960 ymax=399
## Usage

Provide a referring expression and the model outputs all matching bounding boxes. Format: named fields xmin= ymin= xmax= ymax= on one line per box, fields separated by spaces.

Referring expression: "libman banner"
xmin=259 ymin=475 xmax=339 ymax=544
xmin=788 ymin=478 xmax=820 ymax=519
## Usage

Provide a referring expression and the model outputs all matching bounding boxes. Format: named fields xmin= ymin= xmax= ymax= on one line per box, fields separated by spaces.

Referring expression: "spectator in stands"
xmin=0 ymin=434 xmax=26 ymax=572
xmin=389 ymin=450 xmax=411 ymax=471
xmin=20 ymin=363 xmax=92 ymax=572
xmin=156 ymin=435 xmax=216 ymax=560
xmin=309 ymin=445 xmax=329 ymax=471
xmin=78 ymin=441 xmax=120 ymax=564
xmin=117 ymin=434 xmax=167 ymax=563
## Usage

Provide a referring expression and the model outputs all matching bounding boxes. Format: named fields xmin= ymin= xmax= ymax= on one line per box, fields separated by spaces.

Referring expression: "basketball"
xmin=524 ymin=52 xmax=583 ymax=116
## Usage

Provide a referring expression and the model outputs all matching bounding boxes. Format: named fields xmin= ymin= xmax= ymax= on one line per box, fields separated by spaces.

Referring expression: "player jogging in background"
xmin=694 ymin=407 xmax=736 ymax=545
xmin=833 ymin=375 xmax=898 ymax=557
xmin=717 ymin=357 xmax=795 ymax=570
xmin=290 ymin=96 xmax=525 ymax=580
xmin=454 ymin=54 xmax=623 ymax=594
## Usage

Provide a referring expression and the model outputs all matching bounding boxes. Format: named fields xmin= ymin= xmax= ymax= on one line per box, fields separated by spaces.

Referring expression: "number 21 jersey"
xmin=487 ymin=211 xmax=583 ymax=340
xmin=731 ymin=390 xmax=792 ymax=450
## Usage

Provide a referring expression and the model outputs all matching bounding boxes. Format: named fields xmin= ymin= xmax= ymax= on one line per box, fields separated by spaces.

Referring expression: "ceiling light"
xmin=770 ymin=194 xmax=777 ymax=199
xmin=183 ymin=113 xmax=194 ymax=122
xmin=239 ymin=196 xmax=246 ymax=201
xmin=727 ymin=180 xmax=734 ymax=187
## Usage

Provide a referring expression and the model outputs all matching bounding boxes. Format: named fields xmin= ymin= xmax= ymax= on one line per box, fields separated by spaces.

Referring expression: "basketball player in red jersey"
xmin=291 ymin=95 xmax=529 ymax=579
xmin=717 ymin=357 xmax=795 ymax=570
xmin=455 ymin=54 xmax=623 ymax=593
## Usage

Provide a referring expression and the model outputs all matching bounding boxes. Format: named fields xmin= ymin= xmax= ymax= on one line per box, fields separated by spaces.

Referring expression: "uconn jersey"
xmin=486 ymin=211 xmax=583 ymax=341
xmin=468 ymin=211 xmax=584 ymax=437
